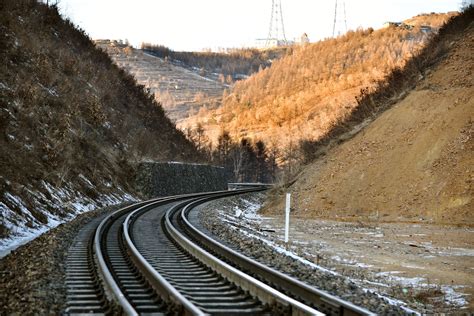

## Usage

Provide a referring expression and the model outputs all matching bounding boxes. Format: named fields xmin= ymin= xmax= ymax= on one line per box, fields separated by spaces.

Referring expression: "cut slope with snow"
xmin=0 ymin=2 xmax=199 ymax=250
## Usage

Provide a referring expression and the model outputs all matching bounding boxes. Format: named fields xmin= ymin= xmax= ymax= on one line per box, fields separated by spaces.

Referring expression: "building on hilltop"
xmin=93 ymin=39 xmax=129 ymax=47
xmin=383 ymin=21 xmax=401 ymax=28
xmin=254 ymin=38 xmax=294 ymax=49
xmin=382 ymin=22 xmax=433 ymax=34
xmin=300 ymin=33 xmax=309 ymax=45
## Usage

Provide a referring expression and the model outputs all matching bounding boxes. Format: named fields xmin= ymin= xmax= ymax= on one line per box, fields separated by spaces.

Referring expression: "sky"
xmin=57 ymin=0 xmax=463 ymax=51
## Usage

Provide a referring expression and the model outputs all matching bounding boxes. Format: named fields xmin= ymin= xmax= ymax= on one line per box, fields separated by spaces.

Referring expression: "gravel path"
xmin=0 ymin=203 xmax=128 ymax=315
xmin=197 ymin=192 xmax=416 ymax=315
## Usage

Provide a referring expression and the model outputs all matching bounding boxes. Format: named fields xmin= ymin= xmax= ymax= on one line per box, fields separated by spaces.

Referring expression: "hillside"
xmin=263 ymin=9 xmax=473 ymax=226
xmin=185 ymin=13 xmax=457 ymax=153
xmin=0 ymin=1 xmax=199 ymax=249
xmin=141 ymin=44 xmax=288 ymax=82
xmin=98 ymin=43 xmax=288 ymax=125
xmin=97 ymin=41 xmax=226 ymax=124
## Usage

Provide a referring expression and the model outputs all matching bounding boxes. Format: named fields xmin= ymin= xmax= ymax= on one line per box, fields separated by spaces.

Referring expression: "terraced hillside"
xmin=96 ymin=41 xmax=226 ymax=124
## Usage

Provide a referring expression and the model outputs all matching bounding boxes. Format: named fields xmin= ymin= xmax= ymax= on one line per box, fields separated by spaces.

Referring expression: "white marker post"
xmin=284 ymin=193 xmax=291 ymax=244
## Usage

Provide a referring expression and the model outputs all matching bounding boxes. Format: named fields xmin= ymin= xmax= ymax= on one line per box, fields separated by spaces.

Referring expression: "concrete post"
xmin=285 ymin=193 xmax=291 ymax=243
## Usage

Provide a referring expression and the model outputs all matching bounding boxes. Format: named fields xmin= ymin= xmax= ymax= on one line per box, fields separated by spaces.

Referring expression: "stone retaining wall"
xmin=135 ymin=162 xmax=227 ymax=198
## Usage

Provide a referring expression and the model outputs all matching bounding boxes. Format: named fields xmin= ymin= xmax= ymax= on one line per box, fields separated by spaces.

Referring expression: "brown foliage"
xmin=141 ymin=43 xmax=288 ymax=79
xmin=0 ymin=0 xmax=201 ymax=208
xmin=196 ymin=12 xmax=458 ymax=169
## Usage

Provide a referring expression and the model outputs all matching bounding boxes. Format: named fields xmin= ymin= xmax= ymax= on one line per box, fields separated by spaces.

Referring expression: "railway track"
xmin=65 ymin=189 xmax=375 ymax=315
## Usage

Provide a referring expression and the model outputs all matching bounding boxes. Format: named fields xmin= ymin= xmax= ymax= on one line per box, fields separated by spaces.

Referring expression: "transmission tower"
xmin=265 ymin=0 xmax=287 ymax=47
xmin=332 ymin=0 xmax=348 ymax=37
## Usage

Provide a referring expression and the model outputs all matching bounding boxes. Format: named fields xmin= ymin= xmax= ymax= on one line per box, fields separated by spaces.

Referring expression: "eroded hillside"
xmin=264 ymin=11 xmax=473 ymax=226
xmin=0 ymin=1 xmax=198 ymax=247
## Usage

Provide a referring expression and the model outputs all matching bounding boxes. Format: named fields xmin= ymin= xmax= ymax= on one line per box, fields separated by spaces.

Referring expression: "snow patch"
xmin=78 ymin=174 xmax=94 ymax=188
xmin=364 ymin=289 xmax=421 ymax=315
xmin=442 ymin=285 xmax=468 ymax=307
xmin=242 ymin=229 xmax=340 ymax=276
xmin=225 ymin=210 xmax=424 ymax=313
xmin=38 ymin=83 xmax=58 ymax=97
xmin=0 ymin=82 xmax=10 ymax=90
xmin=0 ymin=182 xmax=138 ymax=258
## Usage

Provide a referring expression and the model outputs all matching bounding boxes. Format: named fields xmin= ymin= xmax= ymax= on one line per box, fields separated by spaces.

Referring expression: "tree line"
xmin=140 ymin=43 xmax=288 ymax=81
xmin=185 ymin=125 xmax=278 ymax=183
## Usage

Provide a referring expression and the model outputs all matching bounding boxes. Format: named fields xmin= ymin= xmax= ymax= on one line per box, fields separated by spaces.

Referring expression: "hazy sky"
xmin=57 ymin=0 xmax=462 ymax=51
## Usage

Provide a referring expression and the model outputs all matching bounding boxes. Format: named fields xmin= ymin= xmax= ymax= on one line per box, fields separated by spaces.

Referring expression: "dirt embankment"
xmin=265 ymin=21 xmax=473 ymax=226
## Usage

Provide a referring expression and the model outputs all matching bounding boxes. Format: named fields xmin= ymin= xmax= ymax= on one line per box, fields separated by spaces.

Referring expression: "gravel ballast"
xmin=2 ymin=192 xmax=458 ymax=315
xmin=196 ymin=192 xmax=416 ymax=315
xmin=0 ymin=203 xmax=128 ymax=314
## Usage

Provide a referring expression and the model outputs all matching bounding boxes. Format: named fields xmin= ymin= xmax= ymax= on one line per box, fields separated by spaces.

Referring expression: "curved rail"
xmin=85 ymin=187 xmax=374 ymax=315
xmin=123 ymin=201 xmax=204 ymax=316
xmin=94 ymin=189 xmax=257 ymax=314
xmin=164 ymin=197 xmax=323 ymax=315
xmin=179 ymin=196 xmax=376 ymax=316
xmin=94 ymin=203 xmax=143 ymax=315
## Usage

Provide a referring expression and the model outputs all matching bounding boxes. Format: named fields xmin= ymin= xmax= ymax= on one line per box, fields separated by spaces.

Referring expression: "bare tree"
xmin=194 ymin=123 xmax=206 ymax=152
xmin=231 ymin=145 xmax=244 ymax=182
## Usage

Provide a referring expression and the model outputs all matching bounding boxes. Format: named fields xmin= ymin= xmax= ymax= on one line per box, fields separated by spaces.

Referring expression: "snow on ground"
xmin=237 ymin=227 xmax=340 ymax=276
xmin=0 ymin=203 xmax=60 ymax=258
xmin=0 ymin=179 xmax=137 ymax=258
xmin=217 ymin=195 xmax=469 ymax=312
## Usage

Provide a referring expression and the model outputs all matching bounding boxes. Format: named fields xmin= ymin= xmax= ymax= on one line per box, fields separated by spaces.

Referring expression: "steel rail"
xmin=180 ymin=196 xmax=376 ymax=316
xmin=94 ymin=203 xmax=144 ymax=315
xmin=165 ymin=198 xmax=323 ymax=316
xmin=95 ymin=189 xmax=258 ymax=315
xmin=122 ymin=201 xmax=204 ymax=316
xmin=94 ymin=186 xmax=369 ymax=316
xmin=72 ymin=185 xmax=379 ymax=316
xmin=121 ymin=188 xmax=261 ymax=315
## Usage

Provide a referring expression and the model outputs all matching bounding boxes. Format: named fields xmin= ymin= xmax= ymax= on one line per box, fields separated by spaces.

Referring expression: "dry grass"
xmin=0 ymin=0 xmax=201 ymax=225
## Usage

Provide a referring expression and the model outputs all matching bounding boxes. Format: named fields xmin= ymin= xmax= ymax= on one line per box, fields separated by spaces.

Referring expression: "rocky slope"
xmin=264 ymin=10 xmax=473 ymax=226
xmin=0 ymin=1 xmax=199 ymax=252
